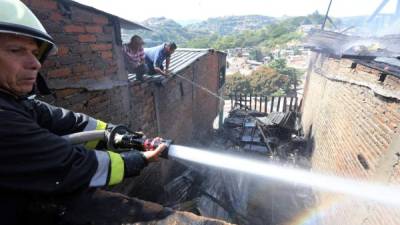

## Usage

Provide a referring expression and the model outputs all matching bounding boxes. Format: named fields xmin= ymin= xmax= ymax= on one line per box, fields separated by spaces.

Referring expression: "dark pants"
xmin=1 ymin=189 xmax=172 ymax=225
xmin=144 ymin=56 xmax=163 ymax=75
xmin=133 ymin=64 xmax=148 ymax=81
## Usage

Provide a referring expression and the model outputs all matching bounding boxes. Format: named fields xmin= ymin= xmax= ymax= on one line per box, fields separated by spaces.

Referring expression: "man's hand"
xmin=162 ymin=70 xmax=170 ymax=77
xmin=142 ymin=137 xmax=167 ymax=162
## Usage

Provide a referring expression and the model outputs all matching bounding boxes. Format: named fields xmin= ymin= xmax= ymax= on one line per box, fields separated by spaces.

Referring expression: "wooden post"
xmin=283 ymin=97 xmax=287 ymax=112
xmin=271 ymin=97 xmax=275 ymax=113
xmin=289 ymin=97 xmax=294 ymax=111
xmin=249 ymin=93 xmax=252 ymax=110
xmin=264 ymin=96 xmax=268 ymax=113
xmin=239 ymin=93 xmax=242 ymax=108
xmin=277 ymin=97 xmax=281 ymax=112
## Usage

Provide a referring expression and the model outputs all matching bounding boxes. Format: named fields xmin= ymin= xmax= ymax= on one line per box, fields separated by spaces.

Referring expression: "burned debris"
xmin=158 ymin=106 xmax=314 ymax=225
xmin=223 ymin=107 xmax=308 ymax=163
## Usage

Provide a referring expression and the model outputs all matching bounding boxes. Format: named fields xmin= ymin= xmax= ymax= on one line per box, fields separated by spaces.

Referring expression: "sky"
xmin=74 ymin=0 xmax=398 ymax=23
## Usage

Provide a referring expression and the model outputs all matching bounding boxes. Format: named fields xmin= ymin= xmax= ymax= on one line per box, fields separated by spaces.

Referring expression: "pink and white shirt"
xmin=122 ymin=44 xmax=145 ymax=69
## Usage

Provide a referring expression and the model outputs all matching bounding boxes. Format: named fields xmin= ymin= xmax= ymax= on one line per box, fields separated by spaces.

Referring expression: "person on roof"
xmin=0 ymin=0 xmax=169 ymax=224
xmin=144 ymin=42 xmax=177 ymax=76
xmin=122 ymin=35 xmax=147 ymax=81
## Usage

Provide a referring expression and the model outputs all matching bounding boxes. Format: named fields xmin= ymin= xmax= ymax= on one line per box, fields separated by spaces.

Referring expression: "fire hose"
xmin=62 ymin=125 xmax=172 ymax=159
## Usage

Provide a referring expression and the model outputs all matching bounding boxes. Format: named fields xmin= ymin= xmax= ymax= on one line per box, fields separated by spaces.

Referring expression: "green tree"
xmin=224 ymin=72 xmax=252 ymax=95
xmin=225 ymin=62 xmax=302 ymax=96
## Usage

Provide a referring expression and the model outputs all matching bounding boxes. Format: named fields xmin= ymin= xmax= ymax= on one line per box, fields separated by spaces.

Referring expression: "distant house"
xmin=298 ymin=24 xmax=321 ymax=33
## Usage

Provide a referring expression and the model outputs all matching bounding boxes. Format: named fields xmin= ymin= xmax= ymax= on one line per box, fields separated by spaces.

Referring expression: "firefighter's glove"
xmin=120 ymin=151 xmax=148 ymax=177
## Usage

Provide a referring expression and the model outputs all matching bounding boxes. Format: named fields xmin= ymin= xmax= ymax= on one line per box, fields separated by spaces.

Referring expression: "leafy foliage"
xmin=126 ymin=13 xmax=325 ymax=50
xmin=225 ymin=59 xmax=302 ymax=96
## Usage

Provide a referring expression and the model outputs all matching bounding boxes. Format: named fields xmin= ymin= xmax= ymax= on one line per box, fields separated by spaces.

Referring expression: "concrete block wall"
xmin=301 ymin=53 xmax=400 ymax=225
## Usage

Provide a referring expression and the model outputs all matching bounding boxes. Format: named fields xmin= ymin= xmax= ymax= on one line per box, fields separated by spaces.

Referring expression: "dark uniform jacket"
xmin=0 ymin=91 xmax=98 ymax=224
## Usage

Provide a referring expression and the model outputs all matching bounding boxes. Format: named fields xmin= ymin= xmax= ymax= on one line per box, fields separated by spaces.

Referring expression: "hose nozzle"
xmin=124 ymin=137 xmax=172 ymax=159
xmin=108 ymin=125 xmax=172 ymax=159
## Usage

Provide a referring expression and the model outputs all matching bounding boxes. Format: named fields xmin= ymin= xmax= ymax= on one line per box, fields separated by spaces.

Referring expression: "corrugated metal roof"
xmin=69 ymin=0 xmax=151 ymax=31
xmin=304 ymin=30 xmax=400 ymax=59
xmin=257 ymin=111 xmax=296 ymax=130
xmin=128 ymin=49 xmax=221 ymax=83
xmin=167 ymin=48 xmax=210 ymax=74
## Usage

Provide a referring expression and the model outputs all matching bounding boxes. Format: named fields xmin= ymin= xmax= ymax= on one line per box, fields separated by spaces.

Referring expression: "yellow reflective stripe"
xmin=107 ymin=151 xmax=124 ymax=185
xmin=84 ymin=120 xmax=107 ymax=149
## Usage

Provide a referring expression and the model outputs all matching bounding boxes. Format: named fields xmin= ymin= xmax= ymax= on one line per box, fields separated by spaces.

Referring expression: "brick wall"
xmin=116 ymin=52 xmax=225 ymax=200
xmin=301 ymin=52 xmax=400 ymax=225
xmin=192 ymin=52 xmax=221 ymax=141
xmin=131 ymin=51 xmax=224 ymax=144
xmin=24 ymin=0 xmax=225 ymax=141
xmin=23 ymin=0 xmax=131 ymax=125
xmin=23 ymin=0 xmax=226 ymax=202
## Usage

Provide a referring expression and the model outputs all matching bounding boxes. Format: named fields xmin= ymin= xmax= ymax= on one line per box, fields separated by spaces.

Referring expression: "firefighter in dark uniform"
xmin=0 ymin=0 xmax=169 ymax=224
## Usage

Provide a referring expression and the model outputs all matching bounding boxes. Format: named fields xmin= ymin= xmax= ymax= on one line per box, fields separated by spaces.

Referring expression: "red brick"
xmin=50 ymin=12 xmax=63 ymax=22
xmin=57 ymin=88 xmax=79 ymax=98
xmin=84 ymin=70 xmax=104 ymax=78
xmin=85 ymin=25 xmax=103 ymax=33
xmin=72 ymin=64 xmax=90 ymax=73
xmin=57 ymin=45 xmax=69 ymax=56
xmin=101 ymin=51 xmax=113 ymax=59
xmin=90 ymin=43 xmax=112 ymax=51
xmin=47 ymin=68 xmax=71 ymax=78
xmin=89 ymin=95 xmax=107 ymax=105
xmin=78 ymin=34 xmax=96 ymax=43
xmin=64 ymin=25 xmax=85 ymax=33
xmin=92 ymin=15 xmax=109 ymax=25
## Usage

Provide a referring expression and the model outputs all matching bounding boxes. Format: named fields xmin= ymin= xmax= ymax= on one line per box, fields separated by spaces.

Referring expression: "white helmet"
xmin=0 ymin=0 xmax=57 ymax=62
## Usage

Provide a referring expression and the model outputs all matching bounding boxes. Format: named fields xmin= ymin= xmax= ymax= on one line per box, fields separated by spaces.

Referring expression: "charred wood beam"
xmin=256 ymin=122 xmax=273 ymax=153
xmin=322 ymin=0 xmax=333 ymax=30
xmin=313 ymin=65 xmax=400 ymax=100
xmin=354 ymin=59 xmax=400 ymax=79
xmin=304 ymin=30 xmax=400 ymax=58
xmin=195 ymin=185 xmax=248 ymax=224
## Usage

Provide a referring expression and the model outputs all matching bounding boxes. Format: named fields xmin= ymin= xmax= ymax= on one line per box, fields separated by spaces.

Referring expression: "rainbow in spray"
xmin=168 ymin=145 xmax=400 ymax=207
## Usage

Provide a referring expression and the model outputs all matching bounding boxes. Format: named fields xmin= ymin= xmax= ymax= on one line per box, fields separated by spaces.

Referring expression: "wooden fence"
xmin=228 ymin=92 xmax=300 ymax=113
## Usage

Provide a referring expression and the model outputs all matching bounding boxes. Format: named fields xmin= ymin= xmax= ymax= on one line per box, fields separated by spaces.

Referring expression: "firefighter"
xmin=0 ymin=0 xmax=168 ymax=224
